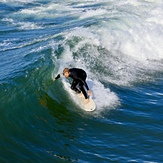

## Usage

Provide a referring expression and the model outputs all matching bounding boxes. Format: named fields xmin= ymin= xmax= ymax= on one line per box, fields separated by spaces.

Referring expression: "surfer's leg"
xmin=78 ymin=83 xmax=88 ymax=99
xmin=71 ymin=80 xmax=81 ymax=93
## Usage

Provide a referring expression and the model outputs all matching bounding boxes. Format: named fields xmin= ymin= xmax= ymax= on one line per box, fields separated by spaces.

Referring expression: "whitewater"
xmin=0 ymin=0 xmax=163 ymax=162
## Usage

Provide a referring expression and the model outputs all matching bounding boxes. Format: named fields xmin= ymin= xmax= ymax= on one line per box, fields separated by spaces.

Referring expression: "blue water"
xmin=0 ymin=0 xmax=163 ymax=162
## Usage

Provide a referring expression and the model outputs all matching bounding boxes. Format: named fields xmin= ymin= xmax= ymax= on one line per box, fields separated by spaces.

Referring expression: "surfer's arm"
xmin=54 ymin=74 xmax=61 ymax=81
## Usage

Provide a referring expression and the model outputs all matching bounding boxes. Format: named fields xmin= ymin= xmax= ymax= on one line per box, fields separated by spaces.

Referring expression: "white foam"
xmin=18 ymin=3 xmax=77 ymax=18
xmin=147 ymin=5 xmax=163 ymax=25
xmin=80 ymin=8 xmax=107 ymax=19
xmin=2 ymin=0 xmax=34 ymax=3
xmin=0 ymin=40 xmax=11 ymax=47
xmin=2 ymin=18 xmax=42 ymax=30
xmin=87 ymin=79 xmax=120 ymax=109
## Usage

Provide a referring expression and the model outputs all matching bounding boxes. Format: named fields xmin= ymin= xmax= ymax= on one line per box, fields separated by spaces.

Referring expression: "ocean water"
xmin=0 ymin=0 xmax=163 ymax=162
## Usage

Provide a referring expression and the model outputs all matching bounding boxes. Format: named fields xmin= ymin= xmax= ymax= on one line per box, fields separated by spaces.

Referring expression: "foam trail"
xmin=87 ymin=79 xmax=119 ymax=109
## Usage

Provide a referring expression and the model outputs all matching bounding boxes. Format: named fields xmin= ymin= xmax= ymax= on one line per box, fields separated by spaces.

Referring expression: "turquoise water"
xmin=0 ymin=0 xmax=163 ymax=162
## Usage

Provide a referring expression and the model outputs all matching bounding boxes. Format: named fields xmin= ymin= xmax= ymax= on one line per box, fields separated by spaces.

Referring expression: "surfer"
xmin=54 ymin=68 xmax=93 ymax=104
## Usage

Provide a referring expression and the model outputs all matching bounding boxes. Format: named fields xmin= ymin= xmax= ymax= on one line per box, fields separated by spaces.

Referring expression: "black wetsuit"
xmin=69 ymin=68 xmax=89 ymax=99
xmin=55 ymin=68 xmax=89 ymax=99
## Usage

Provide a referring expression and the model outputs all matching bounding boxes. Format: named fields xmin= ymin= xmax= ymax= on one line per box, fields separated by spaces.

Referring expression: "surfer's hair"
xmin=63 ymin=68 xmax=69 ymax=74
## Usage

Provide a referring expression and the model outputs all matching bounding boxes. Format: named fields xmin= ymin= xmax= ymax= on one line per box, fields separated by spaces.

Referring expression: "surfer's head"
xmin=63 ymin=68 xmax=70 ymax=78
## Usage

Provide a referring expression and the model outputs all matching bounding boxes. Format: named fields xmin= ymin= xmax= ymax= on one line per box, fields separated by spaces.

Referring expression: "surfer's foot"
xmin=84 ymin=99 xmax=89 ymax=105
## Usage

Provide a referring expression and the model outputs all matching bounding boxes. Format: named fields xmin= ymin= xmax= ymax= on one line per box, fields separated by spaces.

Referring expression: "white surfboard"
xmin=62 ymin=80 xmax=96 ymax=111
xmin=77 ymin=93 xmax=96 ymax=112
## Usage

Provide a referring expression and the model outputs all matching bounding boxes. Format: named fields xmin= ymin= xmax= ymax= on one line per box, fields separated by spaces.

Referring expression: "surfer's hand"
xmin=88 ymin=90 xmax=93 ymax=97
xmin=53 ymin=74 xmax=60 ymax=81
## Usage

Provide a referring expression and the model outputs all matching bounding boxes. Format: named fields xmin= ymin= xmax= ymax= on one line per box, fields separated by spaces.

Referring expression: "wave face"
xmin=0 ymin=0 xmax=163 ymax=162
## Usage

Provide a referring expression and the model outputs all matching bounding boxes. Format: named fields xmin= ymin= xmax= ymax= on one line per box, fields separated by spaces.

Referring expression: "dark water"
xmin=0 ymin=0 xmax=163 ymax=162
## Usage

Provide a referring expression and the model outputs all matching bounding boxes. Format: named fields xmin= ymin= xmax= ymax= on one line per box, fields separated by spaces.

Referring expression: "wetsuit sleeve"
xmin=54 ymin=74 xmax=60 ymax=80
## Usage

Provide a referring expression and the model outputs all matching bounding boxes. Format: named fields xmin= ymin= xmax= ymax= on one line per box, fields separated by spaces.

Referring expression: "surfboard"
xmin=62 ymin=80 xmax=96 ymax=111
xmin=77 ymin=93 xmax=96 ymax=112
